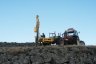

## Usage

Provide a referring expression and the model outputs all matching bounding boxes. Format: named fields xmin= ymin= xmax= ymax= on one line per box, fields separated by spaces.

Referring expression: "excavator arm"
xmin=34 ymin=15 xmax=40 ymax=44
xmin=34 ymin=15 xmax=40 ymax=32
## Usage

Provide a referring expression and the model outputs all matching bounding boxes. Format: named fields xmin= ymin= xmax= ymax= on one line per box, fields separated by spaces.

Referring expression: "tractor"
xmin=63 ymin=28 xmax=85 ymax=45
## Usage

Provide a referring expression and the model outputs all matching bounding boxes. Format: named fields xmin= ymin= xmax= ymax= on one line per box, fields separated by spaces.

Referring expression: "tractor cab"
xmin=67 ymin=31 xmax=75 ymax=36
xmin=64 ymin=28 xmax=78 ymax=37
xmin=63 ymin=28 xmax=80 ymax=45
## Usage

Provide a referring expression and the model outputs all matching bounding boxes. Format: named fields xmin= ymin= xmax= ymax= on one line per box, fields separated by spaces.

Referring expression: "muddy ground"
xmin=0 ymin=42 xmax=96 ymax=64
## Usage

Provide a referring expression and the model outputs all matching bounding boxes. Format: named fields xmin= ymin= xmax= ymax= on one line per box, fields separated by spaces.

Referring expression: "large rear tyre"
xmin=60 ymin=41 xmax=64 ymax=46
xmin=42 ymin=43 xmax=51 ymax=46
xmin=80 ymin=41 xmax=85 ymax=45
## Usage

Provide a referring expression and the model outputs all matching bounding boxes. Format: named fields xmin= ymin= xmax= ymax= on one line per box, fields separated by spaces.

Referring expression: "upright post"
xmin=34 ymin=15 xmax=40 ymax=46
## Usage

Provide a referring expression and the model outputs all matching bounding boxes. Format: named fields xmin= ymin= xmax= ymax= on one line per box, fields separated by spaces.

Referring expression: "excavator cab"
xmin=38 ymin=33 xmax=55 ymax=45
xmin=38 ymin=32 xmax=62 ymax=45
xmin=49 ymin=33 xmax=56 ymax=38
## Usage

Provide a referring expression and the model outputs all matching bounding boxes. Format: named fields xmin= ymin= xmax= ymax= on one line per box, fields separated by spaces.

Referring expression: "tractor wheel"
xmin=42 ymin=43 xmax=51 ymax=46
xmin=60 ymin=41 xmax=64 ymax=46
xmin=80 ymin=41 xmax=85 ymax=45
xmin=64 ymin=41 xmax=68 ymax=45
xmin=77 ymin=40 xmax=80 ymax=45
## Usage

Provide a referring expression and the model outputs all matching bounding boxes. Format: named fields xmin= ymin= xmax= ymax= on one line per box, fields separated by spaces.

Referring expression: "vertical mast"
xmin=34 ymin=15 xmax=40 ymax=44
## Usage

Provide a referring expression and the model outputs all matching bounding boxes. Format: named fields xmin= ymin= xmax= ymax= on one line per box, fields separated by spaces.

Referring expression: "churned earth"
xmin=0 ymin=43 xmax=96 ymax=64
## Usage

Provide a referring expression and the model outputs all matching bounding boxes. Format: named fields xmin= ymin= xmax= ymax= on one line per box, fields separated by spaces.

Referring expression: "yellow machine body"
xmin=39 ymin=38 xmax=54 ymax=43
xmin=34 ymin=15 xmax=40 ymax=33
xmin=34 ymin=27 xmax=37 ymax=32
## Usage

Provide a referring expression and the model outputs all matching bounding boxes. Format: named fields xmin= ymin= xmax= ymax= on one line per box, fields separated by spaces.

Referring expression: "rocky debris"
xmin=0 ymin=42 xmax=36 ymax=47
xmin=0 ymin=43 xmax=96 ymax=64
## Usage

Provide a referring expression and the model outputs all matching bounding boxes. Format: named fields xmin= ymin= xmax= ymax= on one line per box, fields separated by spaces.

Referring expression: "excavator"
xmin=34 ymin=15 xmax=63 ymax=45
xmin=34 ymin=15 xmax=85 ymax=46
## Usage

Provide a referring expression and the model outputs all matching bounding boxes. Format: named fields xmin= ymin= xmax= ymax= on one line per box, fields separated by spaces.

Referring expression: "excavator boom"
xmin=34 ymin=15 xmax=40 ymax=44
